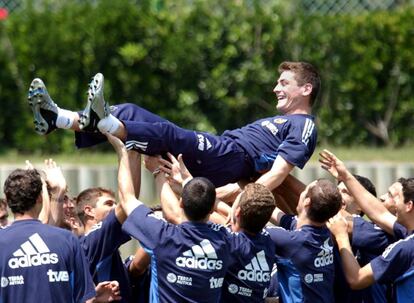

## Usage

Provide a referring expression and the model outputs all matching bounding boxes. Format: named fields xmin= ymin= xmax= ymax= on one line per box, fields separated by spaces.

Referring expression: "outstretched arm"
xmin=255 ymin=155 xmax=294 ymax=191
xmin=328 ymin=214 xmax=375 ymax=289
xmin=319 ymin=149 xmax=397 ymax=235
xmin=144 ymin=155 xmax=183 ymax=224
xmin=128 ymin=247 xmax=151 ymax=278
xmin=105 ymin=133 xmax=143 ymax=216
xmin=37 ymin=159 xmax=69 ymax=228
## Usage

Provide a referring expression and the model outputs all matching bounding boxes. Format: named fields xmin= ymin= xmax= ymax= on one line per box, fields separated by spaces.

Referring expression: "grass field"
xmin=0 ymin=145 xmax=413 ymax=165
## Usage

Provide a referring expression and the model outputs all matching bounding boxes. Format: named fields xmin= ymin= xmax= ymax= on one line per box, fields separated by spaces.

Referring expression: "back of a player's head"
xmin=278 ymin=61 xmax=321 ymax=106
xmin=306 ymin=179 xmax=341 ymax=223
xmin=398 ymin=177 xmax=414 ymax=204
xmin=181 ymin=177 xmax=216 ymax=221
xmin=238 ymin=183 xmax=275 ymax=234
xmin=4 ymin=169 xmax=43 ymax=215
xmin=76 ymin=187 xmax=115 ymax=223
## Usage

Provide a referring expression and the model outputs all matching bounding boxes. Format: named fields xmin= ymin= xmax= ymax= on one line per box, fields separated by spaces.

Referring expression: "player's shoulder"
xmin=381 ymin=233 xmax=414 ymax=259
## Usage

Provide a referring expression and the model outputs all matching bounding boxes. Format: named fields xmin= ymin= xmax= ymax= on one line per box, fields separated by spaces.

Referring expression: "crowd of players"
xmin=1 ymin=61 xmax=414 ymax=302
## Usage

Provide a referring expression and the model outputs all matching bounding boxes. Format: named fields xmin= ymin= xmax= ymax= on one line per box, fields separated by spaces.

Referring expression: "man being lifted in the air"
xmin=28 ymin=61 xmax=319 ymax=194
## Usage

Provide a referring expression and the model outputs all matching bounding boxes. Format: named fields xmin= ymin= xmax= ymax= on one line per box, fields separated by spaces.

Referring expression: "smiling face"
xmin=379 ymin=182 xmax=401 ymax=215
xmin=273 ymin=70 xmax=310 ymax=114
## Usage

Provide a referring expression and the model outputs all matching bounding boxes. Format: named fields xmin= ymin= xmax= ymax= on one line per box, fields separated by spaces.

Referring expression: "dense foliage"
xmin=0 ymin=0 xmax=413 ymax=153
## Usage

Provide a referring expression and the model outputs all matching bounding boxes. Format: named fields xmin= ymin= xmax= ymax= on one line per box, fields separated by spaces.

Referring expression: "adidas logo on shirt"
xmin=238 ymin=250 xmax=271 ymax=282
xmin=314 ymin=238 xmax=334 ymax=268
xmin=8 ymin=233 xmax=58 ymax=269
xmin=176 ymin=239 xmax=223 ymax=270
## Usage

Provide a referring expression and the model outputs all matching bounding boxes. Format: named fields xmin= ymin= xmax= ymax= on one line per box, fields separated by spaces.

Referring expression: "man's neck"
xmin=83 ymin=219 xmax=99 ymax=234
xmin=14 ymin=212 xmax=39 ymax=221
xmin=296 ymin=215 xmax=325 ymax=229
xmin=284 ymin=108 xmax=312 ymax=115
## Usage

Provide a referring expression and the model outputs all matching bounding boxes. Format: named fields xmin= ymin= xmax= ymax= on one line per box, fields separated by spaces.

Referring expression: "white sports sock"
xmin=97 ymin=114 xmax=122 ymax=134
xmin=56 ymin=108 xmax=75 ymax=129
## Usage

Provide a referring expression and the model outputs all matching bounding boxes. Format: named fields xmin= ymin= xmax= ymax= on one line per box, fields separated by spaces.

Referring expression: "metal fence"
xmin=1 ymin=0 xmax=413 ymax=14
xmin=1 ymin=162 xmax=414 ymax=202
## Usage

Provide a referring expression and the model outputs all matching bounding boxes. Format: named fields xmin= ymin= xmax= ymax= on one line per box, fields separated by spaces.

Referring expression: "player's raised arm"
xmin=319 ymin=149 xmax=397 ymax=235
xmin=144 ymin=154 xmax=184 ymax=224
xmin=105 ymin=132 xmax=143 ymax=216
xmin=328 ymin=214 xmax=375 ymax=289
xmin=255 ymin=155 xmax=294 ymax=191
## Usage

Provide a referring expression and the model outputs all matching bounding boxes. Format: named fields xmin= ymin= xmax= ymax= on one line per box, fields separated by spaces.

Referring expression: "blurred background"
xmin=0 ymin=0 xmax=414 ymax=197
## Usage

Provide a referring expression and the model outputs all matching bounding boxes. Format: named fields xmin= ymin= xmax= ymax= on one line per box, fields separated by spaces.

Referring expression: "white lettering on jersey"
xmin=237 ymin=250 xmax=271 ymax=282
xmin=1 ymin=275 xmax=24 ymax=287
xmin=314 ymin=238 xmax=334 ymax=268
xmin=176 ymin=239 xmax=223 ymax=270
xmin=261 ymin=121 xmax=278 ymax=136
xmin=47 ymin=270 xmax=69 ymax=282
xmin=209 ymin=276 xmax=224 ymax=289
xmin=8 ymin=233 xmax=59 ymax=269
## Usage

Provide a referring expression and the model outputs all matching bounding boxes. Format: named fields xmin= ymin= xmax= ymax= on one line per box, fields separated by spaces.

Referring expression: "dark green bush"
xmin=0 ymin=0 xmax=413 ymax=153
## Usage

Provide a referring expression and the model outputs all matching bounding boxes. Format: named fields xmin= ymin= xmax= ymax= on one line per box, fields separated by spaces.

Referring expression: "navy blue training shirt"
xmin=266 ymin=215 xmax=335 ymax=303
xmin=224 ymin=114 xmax=317 ymax=172
xmin=79 ymin=209 xmax=131 ymax=302
xmin=0 ymin=219 xmax=95 ymax=303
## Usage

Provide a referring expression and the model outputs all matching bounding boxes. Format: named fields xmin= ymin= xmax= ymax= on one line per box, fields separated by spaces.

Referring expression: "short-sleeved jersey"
xmin=352 ymin=216 xmax=396 ymax=265
xmin=265 ymin=215 xmax=335 ymax=303
xmin=122 ymin=205 xmax=234 ymax=303
xmin=79 ymin=209 xmax=131 ymax=302
xmin=223 ymin=114 xmax=317 ymax=172
xmin=371 ymin=225 xmax=414 ymax=285
xmin=393 ymin=221 xmax=409 ymax=240
xmin=221 ymin=229 xmax=276 ymax=302
xmin=0 ymin=219 xmax=95 ymax=303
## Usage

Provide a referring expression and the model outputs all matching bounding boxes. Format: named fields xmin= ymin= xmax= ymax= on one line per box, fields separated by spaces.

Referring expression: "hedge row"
xmin=0 ymin=0 xmax=413 ymax=153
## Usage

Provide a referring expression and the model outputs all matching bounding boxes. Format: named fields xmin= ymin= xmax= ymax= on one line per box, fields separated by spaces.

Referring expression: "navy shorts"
xmin=75 ymin=103 xmax=253 ymax=187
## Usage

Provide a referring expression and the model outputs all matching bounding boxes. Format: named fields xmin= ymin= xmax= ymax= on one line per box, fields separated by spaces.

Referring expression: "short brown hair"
xmin=4 ymin=169 xmax=43 ymax=215
xmin=279 ymin=61 xmax=321 ymax=106
xmin=238 ymin=183 xmax=276 ymax=234
xmin=398 ymin=177 xmax=414 ymax=204
xmin=306 ymin=179 xmax=341 ymax=223
xmin=76 ymin=187 xmax=115 ymax=224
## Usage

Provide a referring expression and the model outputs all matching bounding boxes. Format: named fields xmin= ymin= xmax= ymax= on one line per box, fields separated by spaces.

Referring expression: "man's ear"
xmin=301 ymin=83 xmax=313 ymax=97
xmin=83 ymin=205 xmax=94 ymax=218
xmin=179 ymin=198 xmax=184 ymax=209
xmin=406 ymin=200 xmax=413 ymax=212
xmin=303 ymin=196 xmax=311 ymax=207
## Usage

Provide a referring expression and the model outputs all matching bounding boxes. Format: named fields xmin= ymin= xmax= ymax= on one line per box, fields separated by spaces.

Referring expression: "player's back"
xmin=221 ymin=229 xmax=276 ymax=302
xmin=0 ymin=219 xmax=95 ymax=303
xmin=266 ymin=215 xmax=336 ymax=303
xmin=122 ymin=206 xmax=234 ymax=303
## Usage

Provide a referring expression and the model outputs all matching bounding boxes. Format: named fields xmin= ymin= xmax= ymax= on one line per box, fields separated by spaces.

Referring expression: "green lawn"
xmin=0 ymin=145 xmax=413 ymax=165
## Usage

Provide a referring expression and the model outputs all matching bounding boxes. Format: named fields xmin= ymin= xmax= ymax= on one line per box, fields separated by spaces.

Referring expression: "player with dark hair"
xmin=0 ymin=169 xmax=96 ymax=302
xmin=28 ymin=62 xmax=319 ymax=194
xmin=144 ymin=152 xmax=279 ymax=302
xmin=320 ymin=149 xmax=414 ymax=302
xmin=107 ymin=131 xmax=280 ymax=302
xmin=266 ymin=178 xmax=342 ymax=302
